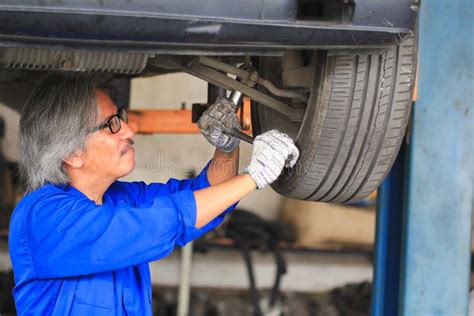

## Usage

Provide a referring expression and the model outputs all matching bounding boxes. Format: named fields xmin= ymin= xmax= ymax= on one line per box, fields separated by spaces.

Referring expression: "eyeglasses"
xmin=91 ymin=108 xmax=128 ymax=134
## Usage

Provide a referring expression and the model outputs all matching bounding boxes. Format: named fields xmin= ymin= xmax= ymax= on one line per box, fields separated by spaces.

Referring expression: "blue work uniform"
xmin=9 ymin=163 xmax=236 ymax=315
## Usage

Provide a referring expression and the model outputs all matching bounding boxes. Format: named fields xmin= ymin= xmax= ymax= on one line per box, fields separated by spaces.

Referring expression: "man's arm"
xmin=198 ymin=97 xmax=240 ymax=186
xmin=206 ymin=147 xmax=239 ymax=185
xmin=126 ymin=147 xmax=239 ymax=204
xmin=196 ymin=99 xmax=298 ymax=230
xmin=195 ymin=130 xmax=300 ymax=229
xmin=195 ymin=173 xmax=255 ymax=228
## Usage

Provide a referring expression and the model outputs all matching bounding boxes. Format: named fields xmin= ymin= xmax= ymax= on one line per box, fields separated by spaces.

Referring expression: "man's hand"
xmin=245 ymin=130 xmax=299 ymax=189
xmin=194 ymin=129 xmax=298 ymax=228
xmin=198 ymin=97 xmax=240 ymax=153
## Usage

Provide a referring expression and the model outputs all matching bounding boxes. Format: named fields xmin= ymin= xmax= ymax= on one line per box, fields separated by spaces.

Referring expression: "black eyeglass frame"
xmin=91 ymin=108 xmax=128 ymax=134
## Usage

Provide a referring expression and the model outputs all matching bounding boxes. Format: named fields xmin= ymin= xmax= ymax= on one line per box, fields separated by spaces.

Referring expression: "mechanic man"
xmin=8 ymin=73 xmax=299 ymax=315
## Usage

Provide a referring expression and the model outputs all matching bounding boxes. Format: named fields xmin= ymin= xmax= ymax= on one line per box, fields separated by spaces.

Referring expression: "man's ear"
xmin=63 ymin=153 xmax=84 ymax=169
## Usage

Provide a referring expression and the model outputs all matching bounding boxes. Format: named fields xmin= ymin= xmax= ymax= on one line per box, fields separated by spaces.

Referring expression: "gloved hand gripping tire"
xmin=245 ymin=130 xmax=299 ymax=189
xmin=198 ymin=97 xmax=241 ymax=153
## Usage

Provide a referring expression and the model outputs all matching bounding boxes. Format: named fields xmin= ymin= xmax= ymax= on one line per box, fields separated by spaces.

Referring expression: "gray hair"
xmin=19 ymin=72 xmax=100 ymax=193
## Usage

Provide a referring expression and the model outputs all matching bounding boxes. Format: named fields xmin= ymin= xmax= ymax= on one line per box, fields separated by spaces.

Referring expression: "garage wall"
xmin=0 ymin=73 xmax=373 ymax=293
xmin=126 ymin=73 xmax=284 ymax=221
xmin=125 ymin=73 xmax=372 ymax=291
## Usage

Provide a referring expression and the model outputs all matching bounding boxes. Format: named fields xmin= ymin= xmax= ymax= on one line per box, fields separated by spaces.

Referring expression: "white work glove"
xmin=198 ymin=97 xmax=240 ymax=153
xmin=245 ymin=130 xmax=299 ymax=189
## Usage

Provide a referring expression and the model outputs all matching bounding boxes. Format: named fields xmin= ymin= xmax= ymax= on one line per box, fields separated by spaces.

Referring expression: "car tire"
xmin=251 ymin=35 xmax=417 ymax=203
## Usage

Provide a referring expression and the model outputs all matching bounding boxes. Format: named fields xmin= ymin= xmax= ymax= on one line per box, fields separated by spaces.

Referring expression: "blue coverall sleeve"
xmin=128 ymin=161 xmax=214 ymax=203
xmin=119 ymin=161 xmax=237 ymax=232
xmin=27 ymin=190 xmax=204 ymax=278
xmin=26 ymin=162 xmax=237 ymax=279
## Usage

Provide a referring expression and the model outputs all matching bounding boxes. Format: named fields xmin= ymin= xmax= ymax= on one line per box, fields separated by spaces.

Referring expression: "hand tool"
xmin=223 ymin=90 xmax=296 ymax=163
xmin=221 ymin=90 xmax=255 ymax=144
xmin=222 ymin=126 xmax=254 ymax=144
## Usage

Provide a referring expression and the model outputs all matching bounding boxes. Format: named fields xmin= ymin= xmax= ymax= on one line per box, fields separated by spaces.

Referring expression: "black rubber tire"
xmin=252 ymin=35 xmax=417 ymax=203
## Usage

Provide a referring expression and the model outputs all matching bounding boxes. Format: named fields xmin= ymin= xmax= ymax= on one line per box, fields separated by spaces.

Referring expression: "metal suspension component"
xmin=197 ymin=57 xmax=309 ymax=103
xmin=183 ymin=60 xmax=304 ymax=122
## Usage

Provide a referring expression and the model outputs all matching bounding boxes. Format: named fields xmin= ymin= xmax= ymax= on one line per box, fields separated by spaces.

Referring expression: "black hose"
xmin=268 ymin=240 xmax=287 ymax=307
xmin=227 ymin=231 xmax=262 ymax=316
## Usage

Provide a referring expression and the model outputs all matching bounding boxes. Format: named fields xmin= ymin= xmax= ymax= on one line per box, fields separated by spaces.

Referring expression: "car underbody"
xmin=0 ymin=0 xmax=418 ymax=202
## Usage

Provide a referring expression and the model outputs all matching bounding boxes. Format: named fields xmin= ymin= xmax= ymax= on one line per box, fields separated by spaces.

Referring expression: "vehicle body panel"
xmin=0 ymin=0 xmax=417 ymax=53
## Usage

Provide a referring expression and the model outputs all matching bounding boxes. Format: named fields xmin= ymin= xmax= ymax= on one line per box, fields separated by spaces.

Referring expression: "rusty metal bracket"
xmin=185 ymin=62 xmax=305 ymax=122
xmin=198 ymin=56 xmax=309 ymax=102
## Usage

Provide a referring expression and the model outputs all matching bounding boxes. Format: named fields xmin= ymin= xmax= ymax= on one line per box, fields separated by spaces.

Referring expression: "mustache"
xmin=121 ymin=139 xmax=135 ymax=156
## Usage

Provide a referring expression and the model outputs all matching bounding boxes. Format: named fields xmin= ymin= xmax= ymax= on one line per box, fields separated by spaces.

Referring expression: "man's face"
xmin=78 ymin=89 xmax=136 ymax=181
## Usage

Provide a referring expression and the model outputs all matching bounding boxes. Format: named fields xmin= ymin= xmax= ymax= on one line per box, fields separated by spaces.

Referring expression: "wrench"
xmin=222 ymin=126 xmax=254 ymax=144
xmin=222 ymin=91 xmax=296 ymax=164
xmin=221 ymin=90 xmax=255 ymax=144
